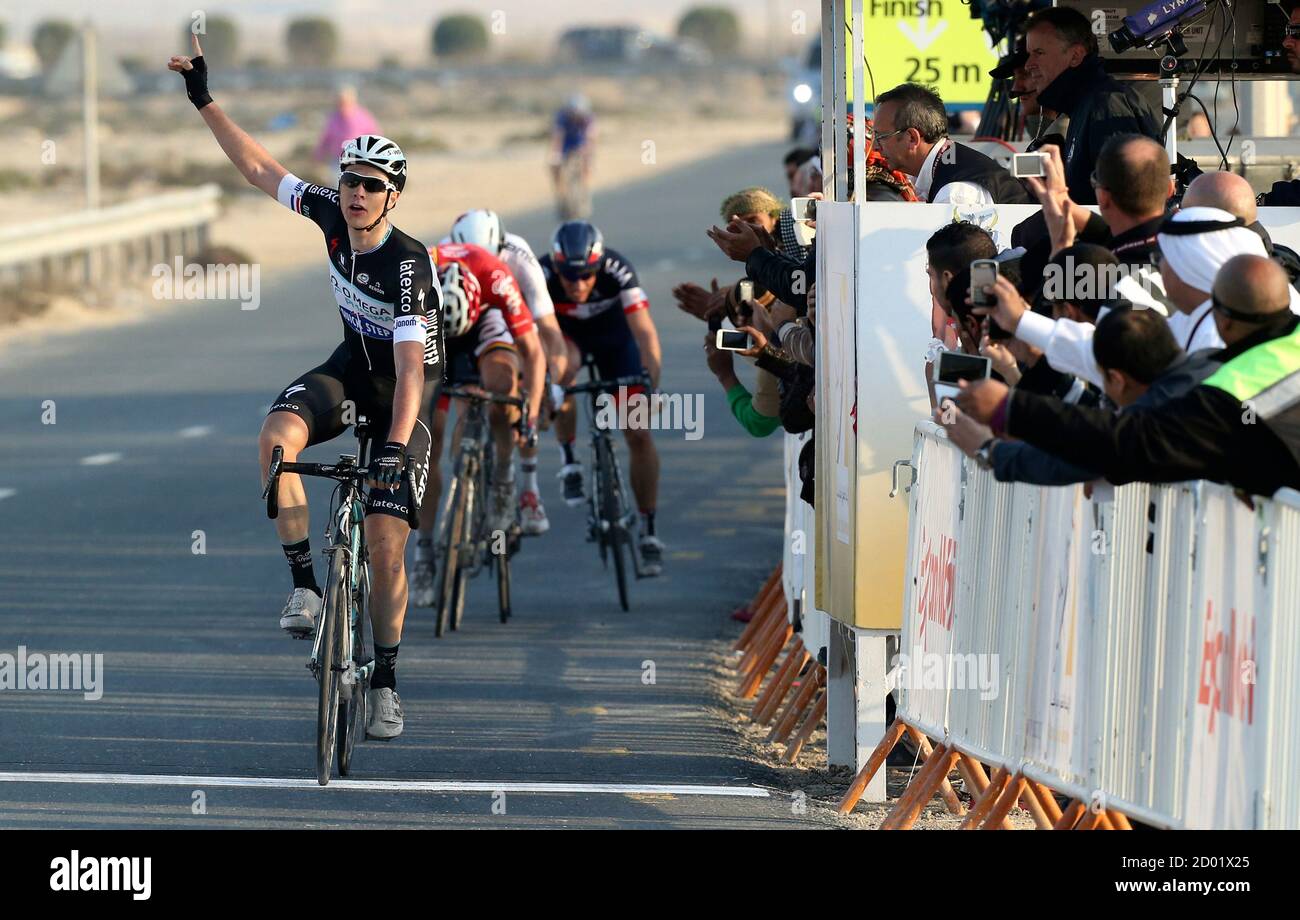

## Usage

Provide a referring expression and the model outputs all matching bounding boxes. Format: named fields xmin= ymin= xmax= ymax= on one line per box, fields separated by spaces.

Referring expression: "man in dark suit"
xmin=873 ymin=82 xmax=1033 ymax=206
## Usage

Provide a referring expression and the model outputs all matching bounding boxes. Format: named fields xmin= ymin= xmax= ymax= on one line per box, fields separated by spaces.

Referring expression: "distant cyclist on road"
xmin=550 ymin=93 xmax=596 ymax=220
xmin=409 ymin=242 xmax=546 ymax=608
xmin=169 ymin=35 xmax=441 ymax=741
xmin=540 ymin=221 xmax=665 ymax=575
xmin=444 ymin=210 xmax=567 ymax=535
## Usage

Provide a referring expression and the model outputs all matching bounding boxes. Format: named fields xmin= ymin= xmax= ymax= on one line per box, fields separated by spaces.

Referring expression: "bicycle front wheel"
xmin=316 ymin=557 xmax=345 ymax=785
xmin=596 ymin=435 xmax=630 ymax=611
xmin=436 ymin=474 xmax=469 ymax=638
xmin=338 ymin=561 xmax=369 ymax=777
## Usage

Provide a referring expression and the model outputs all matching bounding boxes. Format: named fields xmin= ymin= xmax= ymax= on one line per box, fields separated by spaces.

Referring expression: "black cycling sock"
xmin=560 ymin=440 xmax=577 ymax=466
xmin=282 ymin=540 xmax=320 ymax=596
xmin=372 ymin=643 xmax=400 ymax=691
xmin=641 ymin=510 xmax=656 ymax=537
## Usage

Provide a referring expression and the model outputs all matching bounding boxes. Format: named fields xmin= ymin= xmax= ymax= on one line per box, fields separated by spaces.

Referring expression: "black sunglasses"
xmin=339 ymin=171 xmax=396 ymax=194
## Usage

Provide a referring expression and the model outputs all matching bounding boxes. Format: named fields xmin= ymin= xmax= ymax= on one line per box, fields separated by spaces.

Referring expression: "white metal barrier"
xmin=0 ymin=185 xmax=222 ymax=288
xmin=897 ymin=420 xmax=1300 ymax=829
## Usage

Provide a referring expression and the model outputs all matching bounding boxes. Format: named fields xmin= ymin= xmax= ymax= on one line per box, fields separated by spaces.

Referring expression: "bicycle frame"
xmin=566 ymin=360 xmax=652 ymax=593
xmin=310 ymin=472 xmax=372 ymax=695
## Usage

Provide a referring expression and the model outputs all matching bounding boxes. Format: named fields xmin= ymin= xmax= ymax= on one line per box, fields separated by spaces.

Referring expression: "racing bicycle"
xmin=565 ymin=359 xmax=653 ymax=611
xmin=434 ymin=387 xmax=534 ymax=637
xmin=262 ymin=418 xmax=419 ymax=785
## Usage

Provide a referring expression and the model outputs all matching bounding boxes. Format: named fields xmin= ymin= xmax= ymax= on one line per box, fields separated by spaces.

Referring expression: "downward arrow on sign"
xmin=898 ymin=18 xmax=948 ymax=52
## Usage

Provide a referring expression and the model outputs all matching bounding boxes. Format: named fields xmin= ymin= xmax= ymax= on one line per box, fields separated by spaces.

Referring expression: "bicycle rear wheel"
xmin=316 ymin=556 xmax=345 ymax=785
xmin=596 ymin=436 xmax=630 ymax=612
xmin=338 ymin=561 xmax=368 ymax=776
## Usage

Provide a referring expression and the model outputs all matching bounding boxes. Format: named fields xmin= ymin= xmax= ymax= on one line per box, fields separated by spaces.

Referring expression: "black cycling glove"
xmin=180 ymin=55 xmax=213 ymax=110
xmin=370 ymin=442 xmax=406 ymax=489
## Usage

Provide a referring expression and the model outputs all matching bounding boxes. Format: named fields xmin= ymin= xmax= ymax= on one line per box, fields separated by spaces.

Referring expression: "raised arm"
xmin=168 ymin=34 xmax=287 ymax=199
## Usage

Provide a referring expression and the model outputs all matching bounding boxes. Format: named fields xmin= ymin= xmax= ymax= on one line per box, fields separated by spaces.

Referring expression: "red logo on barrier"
xmin=916 ymin=526 xmax=956 ymax=644
xmin=1197 ymin=601 xmax=1256 ymax=734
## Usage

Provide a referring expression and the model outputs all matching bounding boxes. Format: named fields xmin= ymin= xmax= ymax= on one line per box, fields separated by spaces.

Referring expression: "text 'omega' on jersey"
xmin=276 ymin=173 xmax=442 ymax=376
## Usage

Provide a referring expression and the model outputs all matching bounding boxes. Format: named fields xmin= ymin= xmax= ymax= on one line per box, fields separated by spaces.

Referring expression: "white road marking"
xmin=0 ymin=770 xmax=769 ymax=798
xmin=0 ymin=489 xmax=15 ymax=501
xmin=179 ymin=425 xmax=213 ymax=439
xmin=79 ymin=453 xmax=122 ymax=466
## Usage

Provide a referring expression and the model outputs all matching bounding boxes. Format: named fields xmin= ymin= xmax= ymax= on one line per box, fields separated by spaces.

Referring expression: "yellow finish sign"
xmin=847 ymin=0 xmax=997 ymax=107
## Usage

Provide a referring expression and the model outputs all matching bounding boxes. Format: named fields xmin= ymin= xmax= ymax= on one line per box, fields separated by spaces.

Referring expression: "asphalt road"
xmin=0 ymin=138 xmax=836 ymax=828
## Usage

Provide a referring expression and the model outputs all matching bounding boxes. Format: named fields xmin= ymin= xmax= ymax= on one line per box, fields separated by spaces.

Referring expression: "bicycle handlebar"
xmin=564 ymin=373 xmax=652 ymax=397
xmin=442 ymin=386 xmax=537 ymax=447
xmin=262 ymin=447 xmax=420 ymax=530
xmin=440 ymin=386 xmax=526 ymax=408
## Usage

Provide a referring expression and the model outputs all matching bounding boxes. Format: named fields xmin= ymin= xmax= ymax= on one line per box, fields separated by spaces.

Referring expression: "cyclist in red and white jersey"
xmin=409 ymin=243 xmax=546 ymax=607
xmin=447 ymin=210 xmax=568 ymax=535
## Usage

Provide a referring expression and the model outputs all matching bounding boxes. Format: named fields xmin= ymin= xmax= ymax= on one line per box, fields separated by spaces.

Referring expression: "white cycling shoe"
xmin=488 ymin=480 xmax=516 ymax=534
xmin=279 ymin=588 xmax=322 ymax=637
xmin=518 ymin=489 xmax=550 ymax=535
xmin=366 ymin=687 xmax=404 ymax=740
xmin=558 ymin=463 xmax=585 ymax=506
xmin=638 ymin=535 xmax=665 ymax=577
xmin=410 ymin=559 xmax=436 ymax=608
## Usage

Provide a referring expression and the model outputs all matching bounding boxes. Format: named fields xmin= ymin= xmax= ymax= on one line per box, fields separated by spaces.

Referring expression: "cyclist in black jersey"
xmin=541 ymin=221 xmax=665 ymax=574
xmin=170 ymin=35 xmax=441 ymax=740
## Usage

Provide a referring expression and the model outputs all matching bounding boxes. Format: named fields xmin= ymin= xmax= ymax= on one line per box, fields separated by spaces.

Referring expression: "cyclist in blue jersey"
xmin=549 ymin=94 xmax=596 ymax=219
xmin=170 ymin=35 xmax=440 ymax=740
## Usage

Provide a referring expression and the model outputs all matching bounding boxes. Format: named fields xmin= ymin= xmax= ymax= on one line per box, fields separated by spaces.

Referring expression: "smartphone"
xmin=932 ymin=350 xmax=991 ymax=404
xmin=716 ymin=329 xmax=753 ymax=351
xmin=1011 ymin=152 xmax=1047 ymax=178
xmin=790 ymin=196 xmax=817 ymax=221
xmin=738 ymin=280 xmax=754 ymax=302
xmin=970 ymin=259 xmax=998 ymax=308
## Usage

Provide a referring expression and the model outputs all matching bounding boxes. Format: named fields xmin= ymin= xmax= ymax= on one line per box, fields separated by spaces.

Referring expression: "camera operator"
xmin=873 ymin=83 xmax=1032 ymax=205
xmin=1024 ymin=7 xmax=1161 ymax=205
xmin=991 ymin=38 xmax=1067 ymax=151
xmin=955 ymin=255 xmax=1300 ymax=497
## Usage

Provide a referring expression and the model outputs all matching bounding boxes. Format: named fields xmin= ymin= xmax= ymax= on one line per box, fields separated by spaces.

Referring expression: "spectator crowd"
xmin=674 ymin=5 xmax=1300 ymax=506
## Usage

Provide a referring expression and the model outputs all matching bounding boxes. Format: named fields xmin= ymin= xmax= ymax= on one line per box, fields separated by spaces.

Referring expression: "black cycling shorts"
xmin=557 ymin=309 xmax=644 ymax=383
xmin=267 ymin=343 xmax=439 ymax=521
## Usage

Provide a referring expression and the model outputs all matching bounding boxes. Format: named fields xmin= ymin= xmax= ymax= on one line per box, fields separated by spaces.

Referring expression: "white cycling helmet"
xmin=566 ymin=93 xmax=591 ymax=115
xmin=339 ymin=134 xmax=408 ymax=191
xmin=438 ymin=260 xmax=480 ymax=338
xmin=450 ymin=209 xmax=506 ymax=253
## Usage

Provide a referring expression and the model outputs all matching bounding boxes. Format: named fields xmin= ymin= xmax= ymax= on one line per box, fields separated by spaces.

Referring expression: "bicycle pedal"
xmin=286 ymin=628 xmax=315 ymax=640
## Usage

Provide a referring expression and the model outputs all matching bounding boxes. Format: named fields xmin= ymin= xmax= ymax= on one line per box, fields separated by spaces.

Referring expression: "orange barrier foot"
xmin=782 ymin=690 xmax=826 ymax=763
xmin=753 ymin=641 xmax=809 ymax=725
xmin=837 ymin=719 xmax=905 ymax=814
xmin=769 ymin=665 xmax=824 ymax=744
xmin=959 ymin=767 xmax=1009 ymax=829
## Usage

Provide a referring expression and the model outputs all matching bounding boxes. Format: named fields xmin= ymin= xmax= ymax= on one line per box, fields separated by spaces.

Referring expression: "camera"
xmin=1109 ymin=0 xmax=1212 ymax=54
xmin=1011 ymin=152 xmax=1047 ymax=179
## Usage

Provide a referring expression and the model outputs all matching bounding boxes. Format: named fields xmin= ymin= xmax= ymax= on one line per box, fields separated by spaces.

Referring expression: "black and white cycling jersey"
xmin=277 ymin=173 xmax=443 ymax=378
